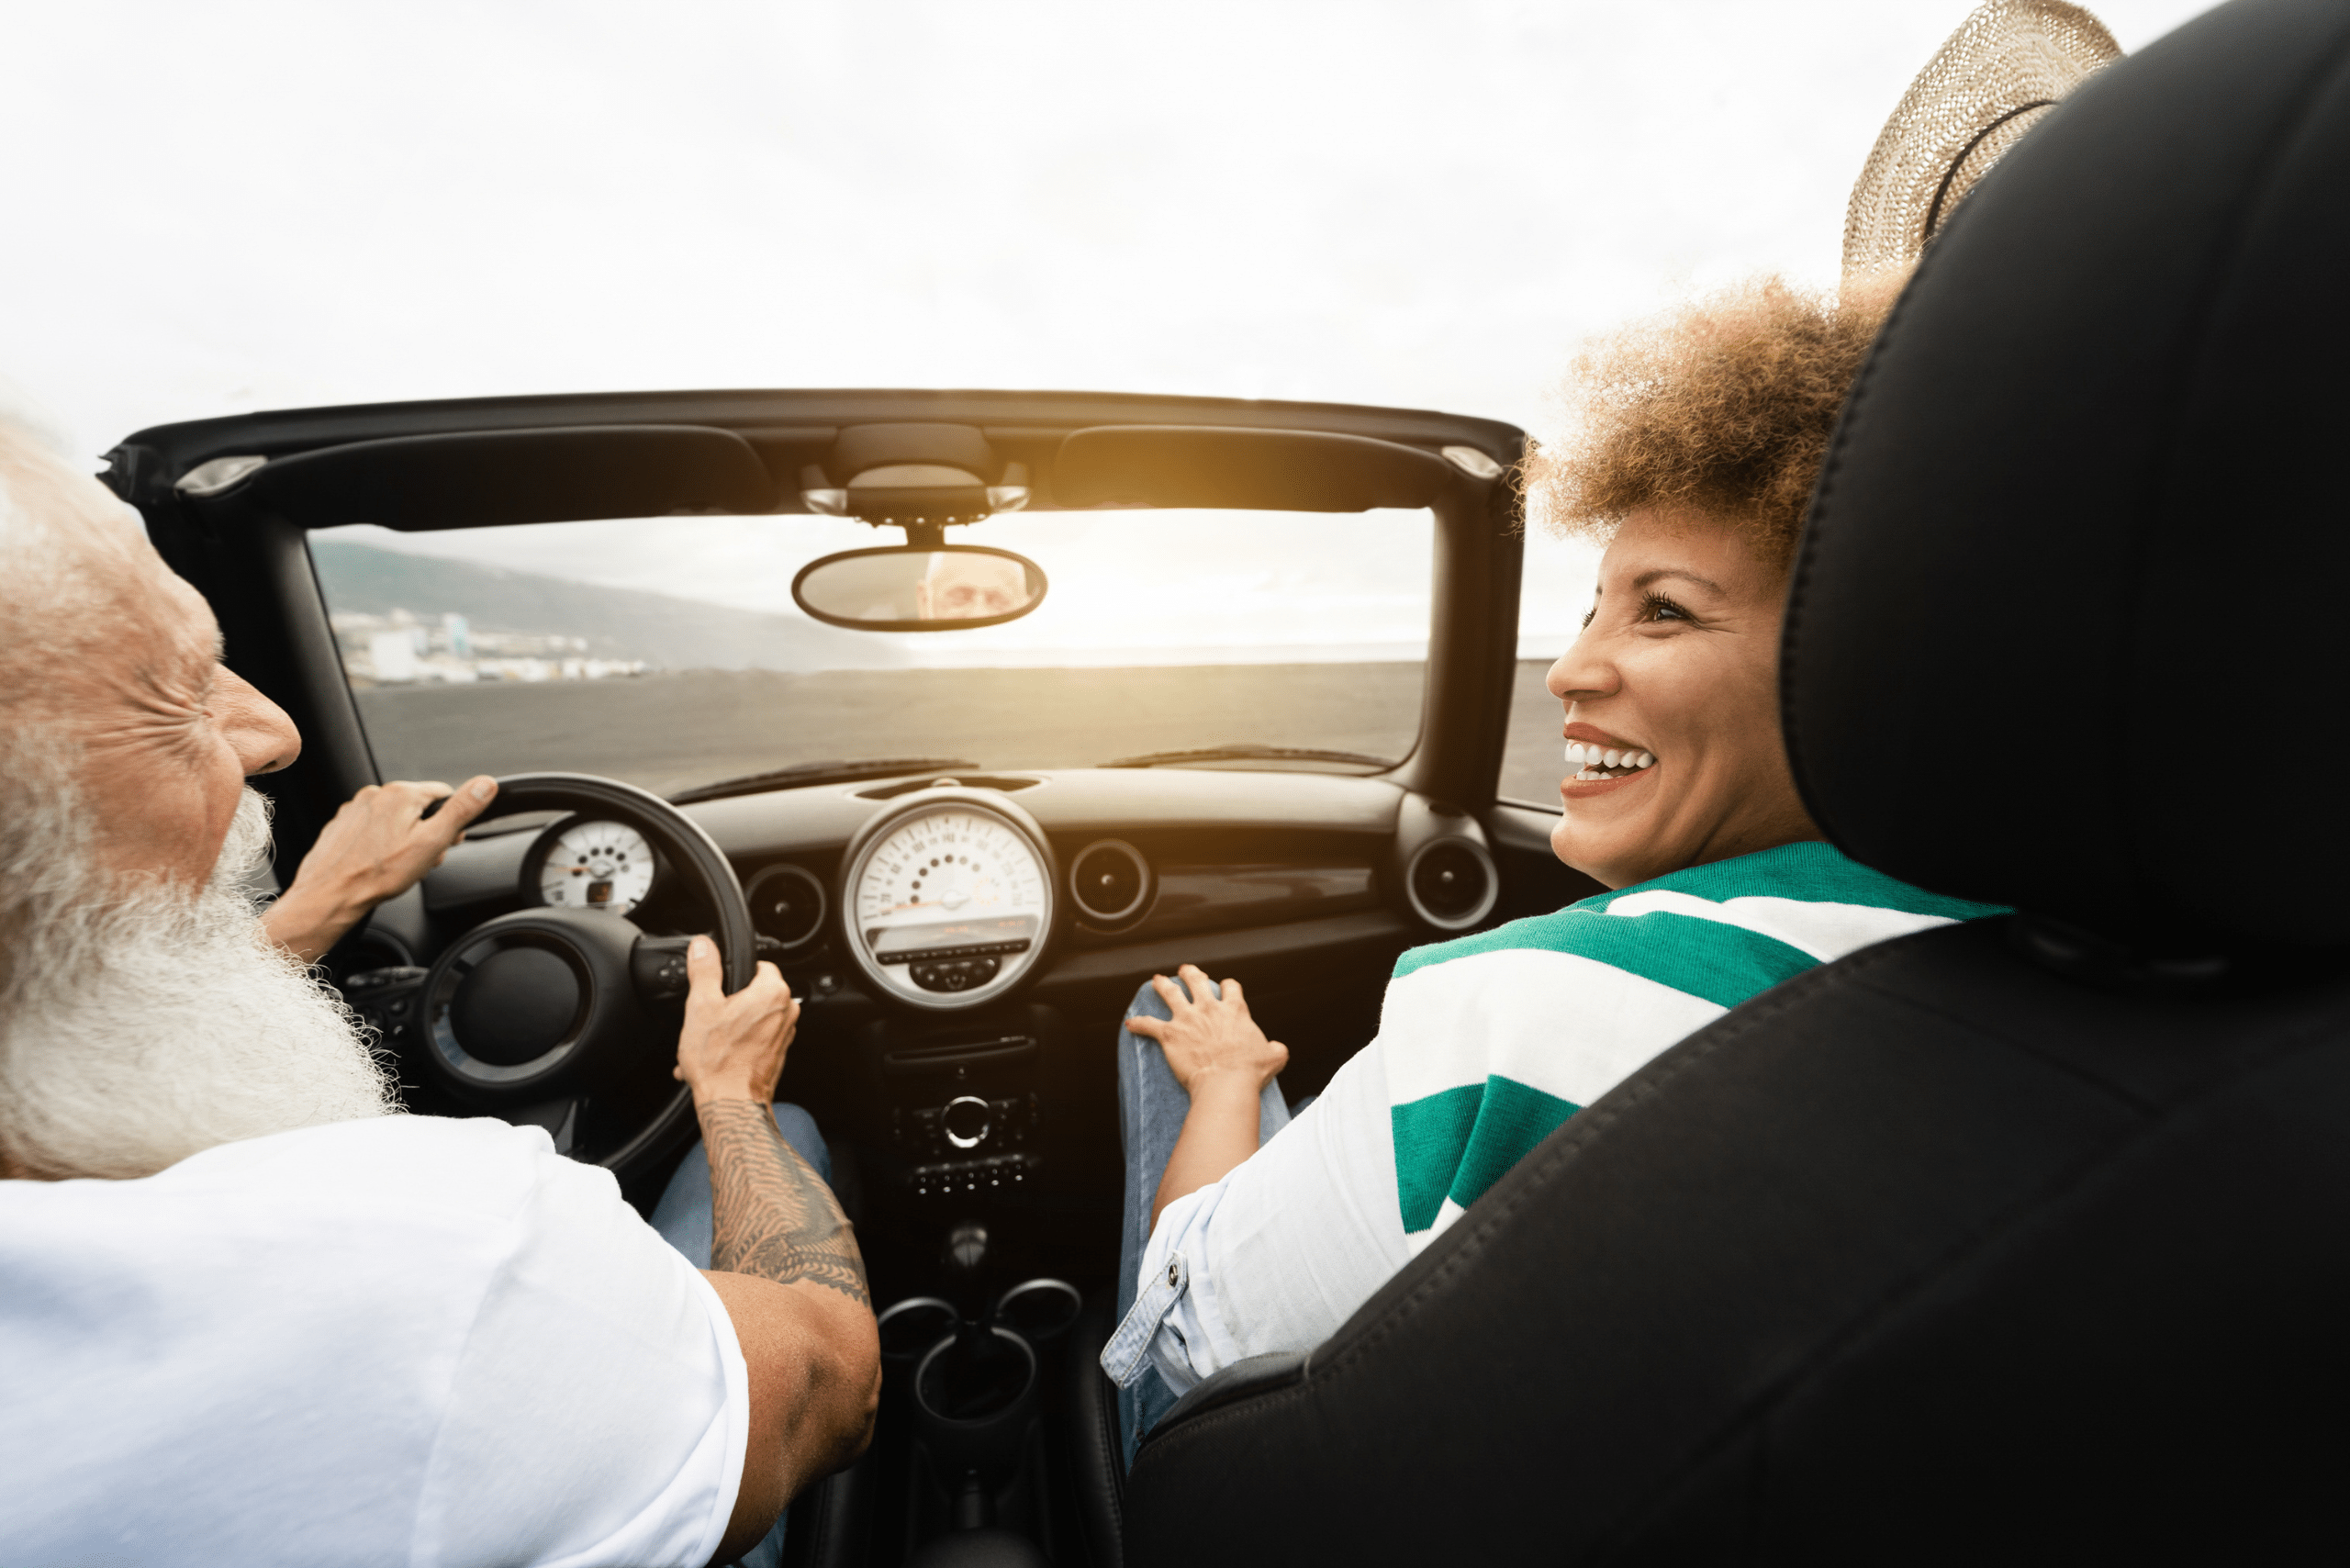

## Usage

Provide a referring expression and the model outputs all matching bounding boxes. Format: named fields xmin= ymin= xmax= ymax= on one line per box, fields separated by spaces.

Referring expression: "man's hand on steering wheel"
xmin=674 ymin=936 xmax=800 ymax=1107
xmin=263 ymin=777 xmax=499 ymax=965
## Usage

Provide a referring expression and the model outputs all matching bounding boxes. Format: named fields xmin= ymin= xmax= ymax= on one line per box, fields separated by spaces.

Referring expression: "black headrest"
xmin=1785 ymin=0 xmax=2350 ymax=954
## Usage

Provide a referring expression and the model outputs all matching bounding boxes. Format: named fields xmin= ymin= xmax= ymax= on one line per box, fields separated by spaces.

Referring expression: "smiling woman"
xmin=1526 ymin=274 xmax=1892 ymax=888
xmin=1545 ymin=509 xmax=1819 ymax=888
xmin=1099 ymin=276 xmax=2018 ymax=1461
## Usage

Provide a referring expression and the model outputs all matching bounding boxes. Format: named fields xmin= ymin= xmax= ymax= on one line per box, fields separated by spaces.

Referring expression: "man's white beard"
xmin=0 ymin=782 xmax=399 ymax=1181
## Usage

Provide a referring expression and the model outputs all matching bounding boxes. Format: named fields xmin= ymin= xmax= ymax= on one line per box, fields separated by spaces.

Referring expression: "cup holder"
xmin=916 ymin=1325 xmax=1037 ymax=1422
xmin=879 ymin=1296 xmax=960 ymax=1361
xmin=914 ymin=1326 xmax=1039 ymax=1484
xmin=888 ymin=1277 xmax=1082 ymax=1488
xmin=993 ymin=1278 xmax=1081 ymax=1342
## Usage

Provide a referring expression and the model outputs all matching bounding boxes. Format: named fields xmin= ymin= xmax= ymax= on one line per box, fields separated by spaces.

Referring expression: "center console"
xmin=874 ymin=1223 xmax=1080 ymax=1566
xmin=865 ymin=1009 xmax=1058 ymax=1204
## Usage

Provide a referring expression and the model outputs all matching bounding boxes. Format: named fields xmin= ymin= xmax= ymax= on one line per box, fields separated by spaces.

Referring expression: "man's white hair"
xmin=0 ymin=428 xmax=399 ymax=1182
xmin=0 ymin=735 xmax=400 ymax=1182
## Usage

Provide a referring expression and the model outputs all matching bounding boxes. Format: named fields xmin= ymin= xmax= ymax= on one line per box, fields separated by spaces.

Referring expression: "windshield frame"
xmin=108 ymin=387 xmax=1525 ymax=873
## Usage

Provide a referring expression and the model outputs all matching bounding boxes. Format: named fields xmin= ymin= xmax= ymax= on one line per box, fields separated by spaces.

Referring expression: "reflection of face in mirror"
xmin=793 ymin=545 xmax=1045 ymax=630
xmin=916 ymin=551 xmax=1029 ymax=622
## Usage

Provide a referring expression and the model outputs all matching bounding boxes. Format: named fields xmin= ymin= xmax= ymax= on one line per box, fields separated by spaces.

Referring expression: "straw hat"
xmin=1843 ymin=0 xmax=2121 ymax=282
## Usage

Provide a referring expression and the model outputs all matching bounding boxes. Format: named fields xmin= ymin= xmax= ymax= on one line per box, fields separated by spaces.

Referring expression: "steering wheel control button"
xmin=450 ymin=946 xmax=584 ymax=1067
xmin=344 ymin=966 xmax=429 ymax=994
xmin=629 ymin=935 xmax=693 ymax=1001
xmin=342 ymin=966 xmax=429 ymax=1050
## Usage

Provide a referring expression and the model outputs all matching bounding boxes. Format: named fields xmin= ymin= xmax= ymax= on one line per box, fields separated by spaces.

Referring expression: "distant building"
xmin=367 ymin=631 xmax=419 ymax=683
xmin=329 ymin=607 xmax=643 ymax=687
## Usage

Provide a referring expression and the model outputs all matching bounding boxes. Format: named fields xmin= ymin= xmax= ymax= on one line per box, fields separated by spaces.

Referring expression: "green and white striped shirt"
xmin=1122 ymin=841 xmax=2007 ymax=1394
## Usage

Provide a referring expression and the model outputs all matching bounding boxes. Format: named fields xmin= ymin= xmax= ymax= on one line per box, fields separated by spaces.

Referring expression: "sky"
xmin=0 ymin=0 xmax=2217 ymax=464
xmin=0 ymin=1 xmax=2220 ymax=666
xmin=318 ymin=508 xmax=1440 ymax=666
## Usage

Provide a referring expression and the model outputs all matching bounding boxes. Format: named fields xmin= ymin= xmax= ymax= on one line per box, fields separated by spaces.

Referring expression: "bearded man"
xmin=0 ymin=423 xmax=879 ymax=1566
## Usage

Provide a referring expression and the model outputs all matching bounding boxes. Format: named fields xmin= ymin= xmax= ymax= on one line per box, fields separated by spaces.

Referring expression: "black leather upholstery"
xmin=1117 ymin=2 xmax=2350 ymax=1558
xmin=1785 ymin=0 xmax=2350 ymax=951
xmin=1130 ymin=919 xmax=2350 ymax=1559
xmin=1065 ymin=1292 xmax=1125 ymax=1568
xmin=1157 ymin=1352 xmax=1304 ymax=1430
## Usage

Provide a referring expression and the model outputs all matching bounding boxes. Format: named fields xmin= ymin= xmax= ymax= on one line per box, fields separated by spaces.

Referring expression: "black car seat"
xmin=1111 ymin=2 xmax=2350 ymax=1560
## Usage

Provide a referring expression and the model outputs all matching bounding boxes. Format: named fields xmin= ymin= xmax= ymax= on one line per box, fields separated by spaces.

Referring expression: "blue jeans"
xmin=653 ymin=1102 xmax=833 ymax=1568
xmin=1114 ymin=978 xmax=1290 ymax=1470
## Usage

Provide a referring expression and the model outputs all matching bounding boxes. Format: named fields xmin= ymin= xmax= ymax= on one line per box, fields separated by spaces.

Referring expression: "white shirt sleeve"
xmin=0 ymin=1114 xmax=749 ymax=1568
xmin=411 ymin=1135 xmax=749 ymax=1568
xmin=1136 ymin=1037 xmax=1411 ymax=1392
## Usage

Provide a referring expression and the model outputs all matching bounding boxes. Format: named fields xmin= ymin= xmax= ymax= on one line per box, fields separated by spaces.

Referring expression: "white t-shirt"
xmin=0 ymin=1114 xmax=748 ymax=1568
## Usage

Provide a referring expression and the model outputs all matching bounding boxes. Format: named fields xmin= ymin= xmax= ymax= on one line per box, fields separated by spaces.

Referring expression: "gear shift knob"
xmin=946 ymin=1220 xmax=989 ymax=1277
xmin=943 ymin=1220 xmax=991 ymax=1332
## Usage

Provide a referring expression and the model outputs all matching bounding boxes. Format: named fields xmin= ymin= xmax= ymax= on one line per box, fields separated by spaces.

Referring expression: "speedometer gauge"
xmin=538 ymin=820 xmax=655 ymax=916
xmin=842 ymin=795 xmax=1056 ymax=1009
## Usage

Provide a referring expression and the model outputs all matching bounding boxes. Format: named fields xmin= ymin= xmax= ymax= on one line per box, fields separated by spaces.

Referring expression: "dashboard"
xmin=498 ymin=801 xmax=1049 ymax=1012
xmin=416 ymin=767 xmax=1499 ymax=1021
xmin=354 ymin=763 xmax=1562 ymax=1246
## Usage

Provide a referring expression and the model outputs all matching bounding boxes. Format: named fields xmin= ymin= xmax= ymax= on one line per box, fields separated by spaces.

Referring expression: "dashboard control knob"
xmin=942 ymin=1094 xmax=993 ymax=1149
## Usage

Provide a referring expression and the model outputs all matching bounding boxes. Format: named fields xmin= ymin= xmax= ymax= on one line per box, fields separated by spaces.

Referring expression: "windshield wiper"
xmin=1099 ymin=744 xmax=1395 ymax=771
xmin=669 ymin=757 xmax=981 ymax=805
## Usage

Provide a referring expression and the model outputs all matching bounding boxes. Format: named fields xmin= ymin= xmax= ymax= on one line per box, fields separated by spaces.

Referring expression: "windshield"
xmin=308 ymin=509 xmax=1433 ymax=797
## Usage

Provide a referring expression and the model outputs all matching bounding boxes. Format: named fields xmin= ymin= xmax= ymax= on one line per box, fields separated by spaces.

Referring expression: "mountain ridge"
xmin=308 ymin=537 xmax=908 ymax=671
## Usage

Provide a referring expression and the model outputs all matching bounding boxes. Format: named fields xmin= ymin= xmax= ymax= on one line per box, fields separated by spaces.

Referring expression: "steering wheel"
xmin=409 ymin=772 xmax=755 ymax=1186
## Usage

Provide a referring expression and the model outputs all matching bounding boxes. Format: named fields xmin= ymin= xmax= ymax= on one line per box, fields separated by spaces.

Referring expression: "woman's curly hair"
xmin=1523 ymin=274 xmax=1897 ymax=566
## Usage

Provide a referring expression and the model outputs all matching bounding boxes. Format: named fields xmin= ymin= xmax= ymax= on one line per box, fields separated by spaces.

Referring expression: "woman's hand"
xmin=1125 ymin=964 xmax=1290 ymax=1096
xmin=263 ymin=777 xmax=498 ymax=964
xmin=1130 ymin=965 xmax=1292 ymax=1227
xmin=674 ymin=935 xmax=800 ymax=1106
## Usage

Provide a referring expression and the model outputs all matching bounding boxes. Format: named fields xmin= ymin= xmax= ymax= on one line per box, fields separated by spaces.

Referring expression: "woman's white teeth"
xmin=1562 ymin=742 xmax=1654 ymax=776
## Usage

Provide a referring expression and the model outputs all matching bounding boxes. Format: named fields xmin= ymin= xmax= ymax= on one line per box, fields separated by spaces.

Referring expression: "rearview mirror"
xmin=791 ymin=544 xmax=1048 ymax=632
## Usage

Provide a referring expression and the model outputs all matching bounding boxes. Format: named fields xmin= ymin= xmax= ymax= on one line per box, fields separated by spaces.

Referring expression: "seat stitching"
xmin=1092 ymin=1361 xmax=1126 ymax=1558
xmin=1313 ymin=934 xmax=1927 ymax=1361
xmin=1135 ymin=937 xmax=1930 ymax=1473
xmin=1142 ymin=951 xmax=2350 ymax=1554
xmin=2098 ymin=23 xmax=2350 ymax=923
xmin=1836 ymin=967 xmax=2162 ymax=1112
xmin=1582 ymin=1015 xmax=2349 ymax=1559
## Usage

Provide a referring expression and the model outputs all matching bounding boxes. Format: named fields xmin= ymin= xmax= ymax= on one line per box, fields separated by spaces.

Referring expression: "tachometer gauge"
xmin=538 ymin=820 xmax=655 ymax=917
xmin=842 ymin=796 xmax=1055 ymax=1009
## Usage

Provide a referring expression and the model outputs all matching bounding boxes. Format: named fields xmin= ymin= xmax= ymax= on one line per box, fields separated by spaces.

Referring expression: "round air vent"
xmin=744 ymin=863 xmax=826 ymax=949
xmin=1405 ymin=839 xmax=1498 ymax=931
xmin=1069 ymin=840 xmax=1151 ymax=926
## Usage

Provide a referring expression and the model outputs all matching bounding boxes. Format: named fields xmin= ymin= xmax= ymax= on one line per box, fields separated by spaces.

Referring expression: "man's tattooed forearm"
xmin=701 ymin=1100 xmax=871 ymax=1305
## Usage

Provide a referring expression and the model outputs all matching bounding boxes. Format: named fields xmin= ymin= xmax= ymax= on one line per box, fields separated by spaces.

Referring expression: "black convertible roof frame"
xmin=105 ymin=388 xmax=1528 ymax=879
